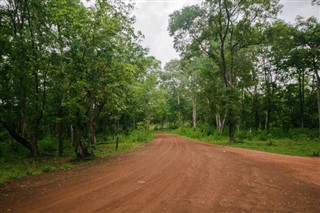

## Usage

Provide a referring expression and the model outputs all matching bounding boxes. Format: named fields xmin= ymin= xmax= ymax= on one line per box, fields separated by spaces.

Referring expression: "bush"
xmin=235 ymin=138 xmax=245 ymax=144
xmin=123 ymin=130 xmax=154 ymax=143
xmin=255 ymin=131 xmax=269 ymax=141
xmin=198 ymin=124 xmax=215 ymax=136
xmin=312 ymin=151 xmax=320 ymax=157
xmin=267 ymin=140 xmax=276 ymax=146
xmin=41 ymin=166 xmax=56 ymax=173
xmin=236 ymin=131 xmax=253 ymax=141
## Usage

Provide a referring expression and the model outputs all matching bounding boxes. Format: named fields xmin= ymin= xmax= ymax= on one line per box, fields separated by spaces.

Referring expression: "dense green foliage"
xmin=164 ymin=0 xmax=320 ymax=144
xmin=0 ymin=129 xmax=153 ymax=183
xmin=0 ymin=0 xmax=160 ymax=159
xmin=1 ymin=0 xmax=319 ymax=183
xmin=167 ymin=127 xmax=320 ymax=157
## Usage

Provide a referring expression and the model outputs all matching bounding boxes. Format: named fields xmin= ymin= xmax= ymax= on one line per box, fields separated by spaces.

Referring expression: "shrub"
xmin=41 ymin=166 xmax=56 ymax=173
xmin=38 ymin=137 xmax=56 ymax=156
xmin=236 ymin=131 xmax=253 ymax=141
xmin=198 ymin=124 xmax=215 ymax=136
xmin=312 ymin=151 xmax=320 ymax=157
xmin=259 ymin=134 xmax=268 ymax=141
xmin=235 ymin=138 xmax=245 ymax=144
xmin=267 ymin=140 xmax=276 ymax=146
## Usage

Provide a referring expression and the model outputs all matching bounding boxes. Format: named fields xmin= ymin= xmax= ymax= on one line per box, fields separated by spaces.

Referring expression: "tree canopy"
xmin=0 ymin=0 xmax=319 ymax=159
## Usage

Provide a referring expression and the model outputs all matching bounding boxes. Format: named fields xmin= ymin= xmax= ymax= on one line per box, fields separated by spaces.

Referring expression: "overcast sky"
xmin=126 ymin=0 xmax=320 ymax=67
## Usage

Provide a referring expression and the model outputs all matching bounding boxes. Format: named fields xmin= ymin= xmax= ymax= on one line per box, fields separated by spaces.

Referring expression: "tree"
xmin=0 ymin=0 xmax=54 ymax=156
xmin=169 ymin=0 xmax=281 ymax=142
xmin=294 ymin=17 xmax=320 ymax=134
xmin=0 ymin=0 xmax=151 ymax=158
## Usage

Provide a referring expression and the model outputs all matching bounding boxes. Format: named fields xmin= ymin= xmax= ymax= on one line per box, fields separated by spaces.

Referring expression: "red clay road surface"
xmin=1 ymin=133 xmax=320 ymax=212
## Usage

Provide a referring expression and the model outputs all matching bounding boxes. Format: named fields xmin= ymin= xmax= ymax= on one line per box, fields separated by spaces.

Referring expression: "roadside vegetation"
xmin=166 ymin=126 xmax=320 ymax=157
xmin=1 ymin=0 xmax=320 ymax=184
xmin=0 ymin=130 xmax=153 ymax=184
xmin=158 ymin=1 xmax=320 ymax=157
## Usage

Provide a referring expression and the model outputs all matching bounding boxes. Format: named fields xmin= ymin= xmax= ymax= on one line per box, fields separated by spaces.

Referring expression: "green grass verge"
xmin=166 ymin=127 xmax=320 ymax=157
xmin=0 ymin=130 xmax=154 ymax=184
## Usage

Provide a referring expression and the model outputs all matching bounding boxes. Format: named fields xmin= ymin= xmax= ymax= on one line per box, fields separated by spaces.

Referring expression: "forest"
xmin=165 ymin=0 xmax=320 ymax=141
xmin=0 ymin=0 xmax=162 ymax=161
xmin=0 ymin=0 xmax=319 ymax=181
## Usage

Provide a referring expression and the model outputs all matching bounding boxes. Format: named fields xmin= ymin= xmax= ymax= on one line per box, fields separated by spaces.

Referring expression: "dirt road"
xmin=1 ymin=133 xmax=319 ymax=212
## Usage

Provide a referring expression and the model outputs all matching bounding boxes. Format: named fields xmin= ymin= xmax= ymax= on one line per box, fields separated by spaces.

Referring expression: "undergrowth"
xmin=166 ymin=126 xmax=320 ymax=157
xmin=0 ymin=130 xmax=154 ymax=184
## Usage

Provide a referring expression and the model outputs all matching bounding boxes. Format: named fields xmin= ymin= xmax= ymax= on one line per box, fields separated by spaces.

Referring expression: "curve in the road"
xmin=0 ymin=133 xmax=319 ymax=212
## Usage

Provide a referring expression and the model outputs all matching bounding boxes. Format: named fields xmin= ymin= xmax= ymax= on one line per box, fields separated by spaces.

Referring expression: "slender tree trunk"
xmin=27 ymin=0 xmax=41 ymax=157
xmin=88 ymin=117 xmax=96 ymax=149
xmin=70 ymin=124 xmax=74 ymax=144
xmin=317 ymin=79 xmax=320 ymax=135
xmin=266 ymin=99 xmax=271 ymax=134
xmin=74 ymin=122 xmax=84 ymax=159
xmin=87 ymin=92 xmax=96 ymax=149
xmin=58 ymin=107 xmax=64 ymax=157
xmin=0 ymin=120 xmax=34 ymax=155
xmin=253 ymin=93 xmax=259 ymax=130
xmin=31 ymin=134 xmax=38 ymax=157
xmin=263 ymin=59 xmax=271 ymax=134
xmin=226 ymin=87 xmax=236 ymax=143
xmin=115 ymin=117 xmax=119 ymax=151
xmin=312 ymin=57 xmax=320 ymax=135
xmin=228 ymin=116 xmax=235 ymax=143
xmin=216 ymin=113 xmax=220 ymax=132
xmin=221 ymin=112 xmax=226 ymax=133
xmin=240 ymin=88 xmax=246 ymax=130
xmin=298 ymin=69 xmax=305 ymax=130
xmin=216 ymin=112 xmax=227 ymax=133
xmin=177 ymin=91 xmax=182 ymax=126
xmin=192 ymin=93 xmax=197 ymax=129
xmin=58 ymin=123 xmax=63 ymax=157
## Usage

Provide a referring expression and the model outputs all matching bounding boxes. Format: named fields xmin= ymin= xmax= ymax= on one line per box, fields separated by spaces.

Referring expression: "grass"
xmin=0 ymin=156 xmax=76 ymax=183
xmin=166 ymin=127 xmax=320 ymax=157
xmin=0 ymin=130 xmax=154 ymax=184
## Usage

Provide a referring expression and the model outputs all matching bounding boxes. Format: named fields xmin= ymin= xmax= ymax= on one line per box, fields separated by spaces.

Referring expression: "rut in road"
xmin=0 ymin=133 xmax=319 ymax=212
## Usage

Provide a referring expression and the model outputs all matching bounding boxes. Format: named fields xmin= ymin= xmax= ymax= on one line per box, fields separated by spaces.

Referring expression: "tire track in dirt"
xmin=0 ymin=133 xmax=319 ymax=212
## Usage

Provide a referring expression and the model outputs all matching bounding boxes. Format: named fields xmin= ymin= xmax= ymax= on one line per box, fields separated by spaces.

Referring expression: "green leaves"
xmin=167 ymin=0 xmax=320 ymax=138
xmin=0 ymin=0 xmax=153 ymax=156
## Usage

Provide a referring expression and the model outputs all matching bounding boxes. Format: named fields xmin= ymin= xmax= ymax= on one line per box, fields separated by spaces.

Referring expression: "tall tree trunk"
xmin=87 ymin=91 xmax=96 ymax=149
xmin=227 ymin=89 xmax=235 ymax=143
xmin=0 ymin=120 xmax=34 ymax=156
xmin=28 ymin=0 xmax=42 ymax=157
xmin=253 ymin=93 xmax=259 ymax=130
xmin=228 ymin=113 xmax=235 ymax=143
xmin=88 ymin=116 xmax=96 ymax=149
xmin=115 ymin=117 xmax=120 ymax=151
xmin=240 ymin=88 xmax=246 ymax=130
xmin=74 ymin=122 xmax=84 ymax=159
xmin=298 ymin=69 xmax=305 ymax=130
xmin=70 ymin=124 xmax=74 ymax=144
xmin=177 ymin=91 xmax=182 ymax=126
xmin=216 ymin=111 xmax=226 ymax=133
xmin=216 ymin=113 xmax=220 ymax=132
xmin=263 ymin=59 xmax=271 ymax=134
xmin=192 ymin=93 xmax=197 ymax=129
xmin=312 ymin=57 xmax=320 ymax=135
xmin=266 ymin=98 xmax=271 ymax=134
xmin=31 ymin=135 xmax=38 ymax=157
xmin=58 ymin=107 xmax=64 ymax=157
xmin=317 ymin=79 xmax=320 ymax=135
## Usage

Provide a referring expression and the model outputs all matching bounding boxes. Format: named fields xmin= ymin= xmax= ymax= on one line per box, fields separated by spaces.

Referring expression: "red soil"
xmin=1 ymin=133 xmax=319 ymax=212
